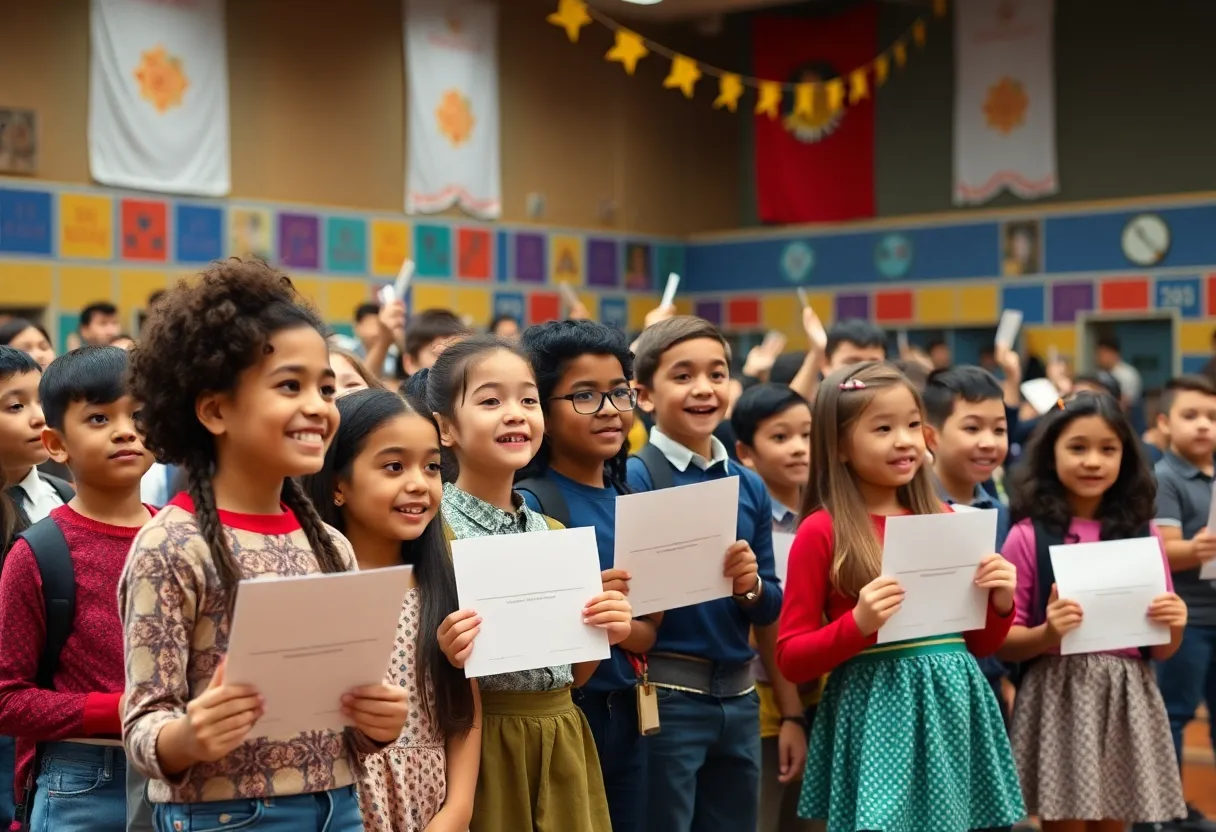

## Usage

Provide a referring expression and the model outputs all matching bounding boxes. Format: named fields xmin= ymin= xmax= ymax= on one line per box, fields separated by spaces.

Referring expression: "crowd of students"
xmin=0 ymin=258 xmax=1211 ymax=832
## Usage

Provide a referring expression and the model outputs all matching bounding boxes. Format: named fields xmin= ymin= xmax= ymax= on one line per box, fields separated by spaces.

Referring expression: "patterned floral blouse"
xmin=118 ymin=494 xmax=381 ymax=804
xmin=441 ymin=483 xmax=573 ymax=692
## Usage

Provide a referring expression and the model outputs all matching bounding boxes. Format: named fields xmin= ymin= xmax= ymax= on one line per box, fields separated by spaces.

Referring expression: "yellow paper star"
xmin=663 ymin=55 xmax=701 ymax=99
xmin=755 ymin=81 xmax=782 ymax=118
xmin=934 ymin=0 xmax=948 ymax=17
xmin=547 ymin=0 xmax=591 ymax=43
xmin=849 ymin=68 xmax=870 ymax=104
xmin=606 ymin=29 xmax=648 ymax=75
xmin=894 ymin=40 xmax=908 ymax=68
xmin=913 ymin=19 xmax=927 ymax=47
xmin=874 ymin=54 xmax=890 ymax=87
xmin=826 ymin=78 xmax=845 ymax=113
xmin=793 ymin=82 xmax=815 ymax=120
xmin=713 ymin=73 xmax=745 ymax=112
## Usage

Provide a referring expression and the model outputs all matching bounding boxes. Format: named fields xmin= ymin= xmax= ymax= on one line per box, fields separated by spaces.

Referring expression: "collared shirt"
xmin=14 ymin=466 xmax=65 ymax=524
xmin=932 ymin=475 xmax=1011 ymax=551
xmin=647 ymin=427 xmax=730 ymax=473
xmin=1154 ymin=451 xmax=1216 ymax=624
xmin=440 ymin=483 xmax=574 ymax=692
xmin=771 ymin=500 xmax=798 ymax=534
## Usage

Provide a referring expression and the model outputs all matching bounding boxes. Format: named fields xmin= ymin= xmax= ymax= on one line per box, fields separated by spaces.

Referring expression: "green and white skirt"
xmin=799 ymin=636 xmax=1025 ymax=832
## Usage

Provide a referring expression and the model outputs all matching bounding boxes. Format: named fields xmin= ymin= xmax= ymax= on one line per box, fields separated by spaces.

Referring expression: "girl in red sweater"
xmin=775 ymin=361 xmax=1024 ymax=832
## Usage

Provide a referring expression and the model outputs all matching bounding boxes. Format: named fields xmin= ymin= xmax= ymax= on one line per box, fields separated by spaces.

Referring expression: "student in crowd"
xmin=303 ymin=388 xmax=481 ymax=832
xmin=488 ymin=314 xmax=520 ymax=341
xmin=777 ymin=361 xmax=1024 ymax=832
xmin=626 ymin=316 xmax=783 ymax=832
xmin=999 ymin=392 xmax=1187 ymax=831
xmin=823 ymin=319 xmax=886 ymax=373
xmin=0 ymin=347 xmax=72 ymax=528
xmin=0 ymin=346 xmax=153 ymax=831
xmin=0 ymin=318 xmax=55 ymax=371
xmin=514 ymin=320 xmax=660 ymax=832
xmin=404 ymin=309 xmax=473 ymax=376
xmin=78 ymin=303 xmax=121 ymax=348
xmin=1151 ymin=375 xmax=1216 ymax=832
xmin=730 ymin=383 xmax=817 ymax=832
xmin=330 ymin=345 xmax=384 ymax=396
xmin=424 ymin=334 xmax=631 ymax=832
xmin=118 ymin=262 xmax=408 ymax=831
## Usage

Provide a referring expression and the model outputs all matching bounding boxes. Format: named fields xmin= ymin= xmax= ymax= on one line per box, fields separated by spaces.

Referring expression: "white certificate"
xmin=614 ymin=477 xmax=739 ymax=616
xmin=994 ymin=308 xmax=1023 ymax=350
xmin=1202 ymin=482 xmax=1216 ymax=580
xmin=225 ymin=566 xmax=413 ymax=740
xmin=1049 ymin=537 xmax=1170 ymax=655
xmin=877 ymin=510 xmax=996 ymax=644
xmin=452 ymin=526 xmax=610 ymax=679
xmin=772 ymin=531 xmax=795 ymax=585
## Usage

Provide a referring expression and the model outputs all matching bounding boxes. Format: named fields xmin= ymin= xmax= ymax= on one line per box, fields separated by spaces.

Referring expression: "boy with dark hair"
xmin=78 ymin=302 xmax=120 ymax=347
xmin=628 ymin=316 xmax=784 ymax=832
xmin=0 ymin=347 xmax=71 ymax=529
xmin=1152 ymin=374 xmax=1216 ymax=832
xmin=403 ymin=308 xmax=472 ymax=375
xmin=0 ymin=346 xmax=154 ymax=831
xmin=824 ymin=318 xmax=885 ymax=372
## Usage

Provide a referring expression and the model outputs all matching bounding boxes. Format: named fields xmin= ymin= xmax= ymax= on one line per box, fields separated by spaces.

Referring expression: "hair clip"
xmin=1055 ymin=398 xmax=1066 ymax=410
xmin=839 ymin=378 xmax=866 ymax=391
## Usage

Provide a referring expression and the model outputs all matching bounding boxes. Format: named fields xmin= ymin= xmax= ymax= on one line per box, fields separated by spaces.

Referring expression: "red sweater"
xmin=0 ymin=504 xmax=152 ymax=798
xmin=776 ymin=508 xmax=1014 ymax=684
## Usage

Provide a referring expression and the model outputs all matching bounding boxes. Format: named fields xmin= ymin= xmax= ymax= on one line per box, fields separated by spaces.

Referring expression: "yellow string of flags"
xmin=546 ymin=0 xmax=948 ymax=116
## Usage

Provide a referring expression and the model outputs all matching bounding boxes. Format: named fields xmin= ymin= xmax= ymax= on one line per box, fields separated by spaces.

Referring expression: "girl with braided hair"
xmin=117 ymin=260 xmax=407 ymax=831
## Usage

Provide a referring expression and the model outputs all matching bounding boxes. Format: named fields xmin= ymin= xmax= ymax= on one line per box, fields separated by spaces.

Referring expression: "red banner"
xmin=753 ymin=4 xmax=877 ymax=224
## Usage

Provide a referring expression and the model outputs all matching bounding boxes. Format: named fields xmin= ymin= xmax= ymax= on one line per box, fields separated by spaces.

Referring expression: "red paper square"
xmin=457 ymin=228 xmax=491 ymax=280
xmin=528 ymin=292 xmax=560 ymax=325
xmin=727 ymin=298 xmax=760 ymax=328
xmin=121 ymin=199 xmax=168 ymax=262
xmin=1099 ymin=278 xmax=1149 ymax=311
xmin=875 ymin=290 xmax=913 ymax=322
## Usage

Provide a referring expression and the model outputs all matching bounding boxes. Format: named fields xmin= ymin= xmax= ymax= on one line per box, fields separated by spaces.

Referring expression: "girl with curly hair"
xmin=999 ymin=391 xmax=1188 ymax=831
xmin=117 ymin=261 xmax=408 ymax=832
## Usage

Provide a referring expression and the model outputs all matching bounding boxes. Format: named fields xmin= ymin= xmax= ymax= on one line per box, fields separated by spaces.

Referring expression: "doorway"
xmin=1075 ymin=311 xmax=1178 ymax=391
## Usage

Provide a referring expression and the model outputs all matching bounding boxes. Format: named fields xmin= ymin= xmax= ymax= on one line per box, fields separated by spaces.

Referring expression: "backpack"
xmin=514 ymin=479 xmax=572 ymax=528
xmin=633 ymin=443 xmax=675 ymax=492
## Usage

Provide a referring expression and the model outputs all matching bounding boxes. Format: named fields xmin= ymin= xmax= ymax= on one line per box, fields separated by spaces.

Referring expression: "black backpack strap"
xmin=40 ymin=474 xmax=75 ymax=505
xmin=514 ymin=478 xmax=572 ymax=529
xmin=1030 ymin=519 xmax=1064 ymax=630
xmin=14 ymin=518 xmax=75 ymax=689
xmin=635 ymin=443 xmax=675 ymax=491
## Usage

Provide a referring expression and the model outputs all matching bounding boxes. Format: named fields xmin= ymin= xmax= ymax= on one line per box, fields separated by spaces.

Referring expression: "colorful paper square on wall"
xmin=59 ymin=194 xmax=114 ymax=260
xmin=493 ymin=291 xmax=525 ymax=323
xmin=121 ymin=199 xmax=167 ymax=262
xmin=371 ymin=220 xmax=410 ymax=277
xmin=1157 ymin=277 xmax=1201 ymax=319
xmin=514 ymin=233 xmax=545 ymax=283
xmin=496 ymin=230 xmax=510 ymax=283
xmin=587 ymin=239 xmax=618 ymax=288
xmin=1051 ymin=282 xmax=1094 ymax=323
xmin=695 ymin=300 xmax=722 ymax=325
xmin=727 ymin=298 xmax=760 ymax=328
xmin=229 ymin=207 xmax=272 ymax=262
xmin=836 ymin=293 xmax=870 ymax=321
xmin=601 ymin=297 xmax=627 ymax=330
xmin=1001 ymin=284 xmax=1046 ymax=325
xmin=1099 ymin=278 xmax=1149 ymax=312
xmin=622 ymin=242 xmax=652 ymax=292
xmin=0 ymin=188 xmax=52 ymax=255
xmin=278 ymin=213 xmax=319 ymax=269
xmin=326 ymin=217 xmax=367 ymax=274
xmin=529 ymin=292 xmax=560 ymax=325
xmin=415 ymin=224 xmax=452 ymax=278
xmin=874 ymin=290 xmax=913 ymax=323
xmin=457 ymin=228 xmax=491 ymax=280
xmin=175 ymin=204 xmax=223 ymax=264
xmin=656 ymin=245 xmax=685 ymax=284
xmin=550 ymin=236 xmax=583 ymax=286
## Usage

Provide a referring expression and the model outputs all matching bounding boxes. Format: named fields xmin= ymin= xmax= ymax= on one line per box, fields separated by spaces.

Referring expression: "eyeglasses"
xmin=551 ymin=387 xmax=638 ymax=415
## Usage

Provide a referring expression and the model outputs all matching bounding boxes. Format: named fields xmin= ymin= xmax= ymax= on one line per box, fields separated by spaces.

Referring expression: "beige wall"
xmin=1 ymin=0 xmax=742 ymax=235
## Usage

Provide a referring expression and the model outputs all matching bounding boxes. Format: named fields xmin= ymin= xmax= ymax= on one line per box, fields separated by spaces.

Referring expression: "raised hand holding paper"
xmin=559 ymin=281 xmax=580 ymax=310
xmin=451 ymin=526 xmax=610 ymax=678
xmin=660 ymin=272 xmax=680 ymax=309
xmin=224 ymin=566 xmax=413 ymax=740
xmin=1021 ymin=378 xmax=1062 ymax=415
xmin=994 ymin=309 xmax=1024 ymax=350
xmin=877 ymin=510 xmax=996 ymax=644
xmin=394 ymin=258 xmax=415 ymax=299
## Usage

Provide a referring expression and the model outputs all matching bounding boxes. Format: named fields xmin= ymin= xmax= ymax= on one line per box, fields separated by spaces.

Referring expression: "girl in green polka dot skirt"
xmin=776 ymin=363 xmax=1026 ymax=832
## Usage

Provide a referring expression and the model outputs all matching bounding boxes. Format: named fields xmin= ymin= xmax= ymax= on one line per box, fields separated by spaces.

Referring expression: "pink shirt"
xmin=1002 ymin=517 xmax=1174 ymax=659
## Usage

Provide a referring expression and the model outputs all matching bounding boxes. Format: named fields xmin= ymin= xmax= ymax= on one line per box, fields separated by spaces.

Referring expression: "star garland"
xmin=546 ymin=0 xmax=947 ymax=115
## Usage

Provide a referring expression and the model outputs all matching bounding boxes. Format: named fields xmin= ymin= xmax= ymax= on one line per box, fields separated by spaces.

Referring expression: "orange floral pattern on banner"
xmin=437 ymin=90 xmax=475 ymax=147
xmin=135 ymin=46 xmax=189 ymax=114
xmin=984 ymin=77 xmax=1028 ymax=135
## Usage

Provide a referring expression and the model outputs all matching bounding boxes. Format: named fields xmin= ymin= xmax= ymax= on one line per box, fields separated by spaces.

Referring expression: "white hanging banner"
xmin=404 ymin=0 xmax=502 ymax=220
xmin=953 ymin=0 xmax=1057 ymax=206
xmin=88 ymin=0 xmax=230 ymax=197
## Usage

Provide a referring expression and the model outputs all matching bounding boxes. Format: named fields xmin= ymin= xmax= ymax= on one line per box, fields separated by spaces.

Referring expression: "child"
xmin=1153 ymin=375 xmax=1216 ymax=832
xmin=302 ymin=387 xmax=481 ymax=832
xmin=730 ymin=383 xmax=818 ymax=832
xmin=999 ymin=391 xmax=1187 ymax=831
xmin=627 ymin=316 xmax=783 ymax=832
xmin=0 ymin=346 xmax=152 ymax=831
xmin=0 ymin=347 xmax=72 ymax=528
xmin=777 ymin=360 xmax=1025 ymax=832
xmin=422 ymin=334 xmax=632 ymax=832
xmin=824 ymin=319 xmax=886 ymax=373
xmin=514 ymin=320 xmax=660 ymax=832
xmin=403 ymin=309 xmax=472 ymax=376
xmin=118 ymin=262 xmax=408 ymax=831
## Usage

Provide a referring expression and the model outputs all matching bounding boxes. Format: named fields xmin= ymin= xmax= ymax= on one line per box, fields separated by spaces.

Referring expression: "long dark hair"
xmin=1009 ymin=391 xmax=1155 ymax=541
xmin=516 ymin=320 xmax=633 ymax=494
xmin=302 ymin=388 xmax=474 ymax=736
xmin=127 ymin=260 xmax=348 ymax=607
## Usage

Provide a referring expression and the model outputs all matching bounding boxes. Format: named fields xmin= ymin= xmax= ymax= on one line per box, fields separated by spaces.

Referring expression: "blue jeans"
xmin=1156 ymin=623 xmax=1216 ymax=766
xmin=28 ymin=742 xmax=128 ymax=832
xmin=646 ymin=688 xmax=761 ymax=832
xmin=576 ymin=688 xmax=649 ymax=832
xmin=152 ymin=785 xmax=362 ymax=832
xmin=0 ymin=735 xmax=14 ymax=827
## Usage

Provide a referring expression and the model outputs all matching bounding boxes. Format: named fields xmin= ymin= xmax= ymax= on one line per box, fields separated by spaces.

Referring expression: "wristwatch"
xmin=733 ymin=575 xmax=762 ymax=603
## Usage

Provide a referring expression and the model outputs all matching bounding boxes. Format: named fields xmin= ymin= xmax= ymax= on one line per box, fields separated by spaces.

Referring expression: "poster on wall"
xmin=229 ymin=208 xmax=272 ymax=262
xmin=1001 ymin=219 xmax=1041 ymax=276
xmin=623 ymin=243 xmax=652 ymax=291
xmin=0 ymin=108 xmax=37 ymax=175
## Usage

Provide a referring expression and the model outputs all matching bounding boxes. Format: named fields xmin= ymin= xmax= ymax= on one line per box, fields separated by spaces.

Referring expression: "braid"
xmin=280 ymin=478 xmax=348 ymax=574
xmin=605 ymin=447 xmax=633 ymax=495
xmin=184 ymin=456 xmax=242 ymax=605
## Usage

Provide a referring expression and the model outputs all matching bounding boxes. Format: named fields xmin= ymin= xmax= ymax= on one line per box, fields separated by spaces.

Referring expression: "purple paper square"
xmin=587 ymin=239 xmax=619 ymax=288
xmin=694 ymin=300 xmax=722 ymax=325
xmin=514 ymin=233 xmax=545 ymax=283
xmin=278 ymin=213 xmax=319 ymax=269
xmin=836 ymin=293 xmax=870 ymax=321
xmin=1051 ymin=282 xmax=1094 ymax=323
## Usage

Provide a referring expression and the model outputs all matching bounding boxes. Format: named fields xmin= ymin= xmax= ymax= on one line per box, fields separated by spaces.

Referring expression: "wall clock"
xmin=1121 ymin=213 xmax=1170 ymax=266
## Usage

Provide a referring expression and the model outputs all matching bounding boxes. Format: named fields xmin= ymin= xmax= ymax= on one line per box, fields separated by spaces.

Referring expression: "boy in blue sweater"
xmin=627 ymin=316 xmax=783 ymax=832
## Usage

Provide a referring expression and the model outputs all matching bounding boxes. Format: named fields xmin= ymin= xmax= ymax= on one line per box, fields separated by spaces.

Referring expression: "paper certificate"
xmin=877 ymin=510 xmax=997 ymax=644
xmin=772 ymin=531 xmax=795 ymax=585
xmin=1202 ymin=482 xmax=1216 ymax=580
xmin=1049 ymin=537 xmax=1170 ymax=655
xmin=225 ymin=565 xmax=413 ymax=740
xmin=452 ymin=526 xmax=610 ymax=679
xmin=614 ymin=477 xmax=739 ymax=616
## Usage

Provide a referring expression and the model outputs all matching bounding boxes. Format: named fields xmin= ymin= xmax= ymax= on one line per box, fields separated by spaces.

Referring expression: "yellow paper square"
xmin=957 ymin=285 xmax=998 ymax=324
xmin=628 ymin=297 xmax=654 ymax=332
xmin=59 ymin=194 xmax=114 ymax=260
xmin=1179 ymin=321 xmax=1211 ymax=354
xmin=371 ymin=220 xmax=411 ymax=278
xmin=454 ymin=287 xmax=492 ymax=326
xmin=324 ymin=279 xmax=373 ymax=322
xmin=1024 ymin=326 xmax=1077 ymax=359
xmin=550 ymin=236 xmax=584 ymax=286
xmin=412 ymin=284 xmax=455 ymax=315
xmin=803 ymin=291 xmax=834 ymax=326
xmin=292 ymin=278 xmax=324 ymax=309
xmin=117 ymin=270 xmax=168 ymax=320
xmin=761 ymin=295 xmax=802 ymax=340
xmin=915 ymin=288 xmax=956 ymax=324
xmin=60 ymin=266 xmax=115 ymax=309
xmin=0 ymin=264 xmax=53 ymax=307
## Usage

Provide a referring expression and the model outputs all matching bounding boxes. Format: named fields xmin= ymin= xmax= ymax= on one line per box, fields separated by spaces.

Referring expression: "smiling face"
xmin=336 ymin=412 xmax=443 ymax=543
xmin=545 ymin=353 xmax=635 ymax=467
xmin=638 ymin=337 xmax=731 ymax=449
xmin=0 ymin=370 xmax=48 ymax=477
xmin=331 ymin=352 xmax=370 ymax=397
xmin=930 ymin=397 xmax=1009 ymax=486
xmin=6 ymin=326 xmax=55 ymax=370
xmin=738 ymin=402 xmax=812 ymax=494
xmin=46 ymin=394 xmax=151 ymax=489
xmin=437 ymin=349 xmax=543 ymax=475
xmin=843 ymin=384 xmax=927 ymax=490
xmin=1053 ymin=414 xmax=1122 ymax=506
